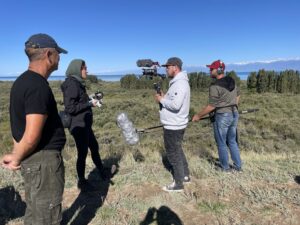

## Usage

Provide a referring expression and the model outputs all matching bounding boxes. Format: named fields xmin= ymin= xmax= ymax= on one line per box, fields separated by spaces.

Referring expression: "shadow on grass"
xmin=61 ymin=154 xmax=121 ymax=225
xmin=295 ymin=176 xmax=300 ymax=184
xmin=0 ymin=185 xmax=26 ymax=225
xmin=140 ymin=206 xmax=183 ymax=225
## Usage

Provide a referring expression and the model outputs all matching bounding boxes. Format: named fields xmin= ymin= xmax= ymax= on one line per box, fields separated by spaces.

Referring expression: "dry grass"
xmin=0 ymin=80 xmax=300 ymax=225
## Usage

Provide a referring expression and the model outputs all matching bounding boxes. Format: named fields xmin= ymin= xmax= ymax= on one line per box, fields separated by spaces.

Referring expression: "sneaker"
xmin=162 ymin=182 xmax=184 ymax=192
xmin=183 ymin=176 xmax=191 ymax=184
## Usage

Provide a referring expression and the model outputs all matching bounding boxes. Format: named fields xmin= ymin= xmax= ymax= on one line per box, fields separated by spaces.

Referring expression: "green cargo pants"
xmin=21 ymin=150 xmax=64 ymax=225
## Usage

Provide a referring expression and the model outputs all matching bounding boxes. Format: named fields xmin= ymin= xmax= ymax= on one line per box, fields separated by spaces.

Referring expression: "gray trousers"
xmin=163 ymin=128 xmax=189 ymax=185
xmin=21 ymin=150 xmax=64 ymax=225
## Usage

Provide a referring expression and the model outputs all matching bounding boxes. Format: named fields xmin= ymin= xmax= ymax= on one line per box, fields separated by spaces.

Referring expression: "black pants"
xmin=163 ymin=128 xmax=189 ymax=185
xmin=71 ymin=126 xmax=104 ymax=180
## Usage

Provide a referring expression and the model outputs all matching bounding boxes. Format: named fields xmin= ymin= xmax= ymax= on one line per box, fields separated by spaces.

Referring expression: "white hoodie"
xmin=159 ymin=71 xmax=190 ymax=130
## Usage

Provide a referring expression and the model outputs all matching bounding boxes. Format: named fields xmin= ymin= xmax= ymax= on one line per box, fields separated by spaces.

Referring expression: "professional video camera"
xmin=89 ymin=90 xmax=104 ymax=108
xmin=136 ymin=59 xmax=166 ymax=79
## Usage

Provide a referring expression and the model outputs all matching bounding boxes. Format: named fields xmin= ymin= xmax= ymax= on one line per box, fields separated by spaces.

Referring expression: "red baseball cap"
xmin=206 ymin=60 xmax=225 ymax=70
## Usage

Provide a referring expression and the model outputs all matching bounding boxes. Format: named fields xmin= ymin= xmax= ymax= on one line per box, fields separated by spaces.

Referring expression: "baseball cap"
xmin=25 ymin=33 xmax=68 ymax=54
xmin=161 ymin=57 xmax=183 ymax=68
xmin=206 ymin=60 xmax=225 ymax=70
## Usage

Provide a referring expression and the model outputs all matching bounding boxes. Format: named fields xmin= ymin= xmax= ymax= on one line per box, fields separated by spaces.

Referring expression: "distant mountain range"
xmin=170 ymin=59 xmax=300 ymax=73
xmin=100 ymin=59 xmax=300 ymax=75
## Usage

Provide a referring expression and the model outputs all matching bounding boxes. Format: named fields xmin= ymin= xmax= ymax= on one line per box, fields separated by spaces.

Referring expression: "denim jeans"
xmin=163 ymin=128 xmax=190 ymax=185
xmin=21 ymin=150 xmax=64 ymax=225
xmin=213 ymin=112 xmax=242 ymax=170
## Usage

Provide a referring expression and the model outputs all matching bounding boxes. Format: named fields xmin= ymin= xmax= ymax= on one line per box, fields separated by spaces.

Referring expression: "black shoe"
xmin=162 ymin=182 xmax=184 ymax=192
xmin=77 ymin=179 xmax=94 ymax=192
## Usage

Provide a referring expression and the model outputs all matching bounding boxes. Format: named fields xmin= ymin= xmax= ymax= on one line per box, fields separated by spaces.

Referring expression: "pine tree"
xmin=247 ymin=72 xmax=257 ymax=91
xmin=256 ymin=70 xmax=268 ymax=93
xmin=226 ymin=71 xmax=241 ymax=87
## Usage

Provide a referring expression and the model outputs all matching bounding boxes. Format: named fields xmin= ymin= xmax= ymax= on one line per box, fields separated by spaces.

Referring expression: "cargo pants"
xmin=21 ymin=150 xmax=64 ymax=225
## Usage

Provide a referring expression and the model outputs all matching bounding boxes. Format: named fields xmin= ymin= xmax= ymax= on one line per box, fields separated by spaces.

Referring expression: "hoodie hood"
xmin=215 ymin=76 xmax=235 ymax=92
xmin=169 ymin=71 xmax=189 ymax=86
xmin=65 ymin=59 xmax=85 ymax=82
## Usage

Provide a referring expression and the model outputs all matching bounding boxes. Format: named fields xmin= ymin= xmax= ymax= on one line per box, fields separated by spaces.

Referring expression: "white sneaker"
xmin=183 ymin=176 xmax=191 ymax=184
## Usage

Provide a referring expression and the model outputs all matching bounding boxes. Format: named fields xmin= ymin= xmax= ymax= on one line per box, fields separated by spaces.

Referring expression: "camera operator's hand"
xmin=155 ymin=91 xmax=164 ymax=103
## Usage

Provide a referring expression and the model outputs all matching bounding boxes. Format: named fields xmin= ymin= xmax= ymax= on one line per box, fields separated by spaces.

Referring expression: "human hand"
xmin=1 ymin=153 xmax=21 ymax=171
xmin=89 ymin=99 xmax=99 ymax=107
xmin=192 ymin=114 xmax=201 ymax=122
xmin=95 ymin=99 xmax=102 ymax=108
xmin=155 ymin=94 xmax=162 ymax=103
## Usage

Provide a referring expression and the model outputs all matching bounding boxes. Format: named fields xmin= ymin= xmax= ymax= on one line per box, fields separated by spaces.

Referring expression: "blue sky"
xmin=0 ymin=0 xmax=299 ymax=75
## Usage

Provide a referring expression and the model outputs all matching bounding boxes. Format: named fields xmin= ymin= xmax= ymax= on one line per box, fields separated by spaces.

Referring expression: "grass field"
xmin=0 ymin=80 xmax=299 ymax=225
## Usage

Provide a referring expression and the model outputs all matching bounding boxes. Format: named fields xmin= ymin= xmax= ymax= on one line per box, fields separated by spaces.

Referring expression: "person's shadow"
xmin=62 ymin=155 xmax=120 ymax=225
xmin=295 ymin=176 xmax=300 ymax=184
xmin=0 ymin=185 xmax=26 ymax=225
xmin=140 ymin=206 xmax=184 ymax=225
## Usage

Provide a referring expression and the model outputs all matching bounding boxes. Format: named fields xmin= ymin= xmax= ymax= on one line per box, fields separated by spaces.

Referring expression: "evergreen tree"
xmin=256 ymin=70 xmax=268 ymax=93
xmin=266 ymin=71 xmax=277 ymax=92
xmin=226 ymin=71 xmax=241 ymax=87
xmin=247 ymin=72 xmax=257 ymax=91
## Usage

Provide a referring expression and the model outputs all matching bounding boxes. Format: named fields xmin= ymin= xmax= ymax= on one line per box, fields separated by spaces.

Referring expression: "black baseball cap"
xmin=161 ymin=57 xmax=183 ymax=68
xmin=25 ymin=33 xmax=68 ymax=54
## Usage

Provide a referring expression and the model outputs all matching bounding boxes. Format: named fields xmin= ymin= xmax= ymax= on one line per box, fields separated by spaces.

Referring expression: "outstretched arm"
xmin=192 ymin=104 xmax=215 ymax=122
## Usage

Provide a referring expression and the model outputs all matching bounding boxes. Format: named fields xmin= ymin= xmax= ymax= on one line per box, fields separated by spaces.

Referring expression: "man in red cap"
xmin=192 ymin=60 xmax=242 ymax=172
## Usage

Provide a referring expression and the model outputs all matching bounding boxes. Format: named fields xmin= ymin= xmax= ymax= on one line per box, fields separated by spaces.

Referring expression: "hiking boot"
xmin=183 ymin=176 xmax=191 ymax=184
xmin=77 ymin=179 xmax=95 ymax=192
xmin=162 ymin=182 xmax=184 ymax=192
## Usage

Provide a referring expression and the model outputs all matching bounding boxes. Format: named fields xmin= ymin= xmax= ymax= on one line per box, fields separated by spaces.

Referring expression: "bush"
xmin=87 ymin=74 xmax=98 ymax=83
xmin=120 ymin=74 xmax=168 ymax=90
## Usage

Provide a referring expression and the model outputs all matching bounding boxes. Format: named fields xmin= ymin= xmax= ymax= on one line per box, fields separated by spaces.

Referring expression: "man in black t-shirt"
xmin=1 ymin=33 xmax=67 ymax=225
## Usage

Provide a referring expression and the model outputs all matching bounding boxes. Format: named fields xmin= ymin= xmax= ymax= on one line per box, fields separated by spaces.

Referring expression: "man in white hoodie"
xmin=155 ymin=57 xmax=190 ymax=192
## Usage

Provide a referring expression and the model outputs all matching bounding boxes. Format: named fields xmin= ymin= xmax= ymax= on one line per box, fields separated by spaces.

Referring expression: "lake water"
xmin=0 ymin=72 xmax=250 ymax=82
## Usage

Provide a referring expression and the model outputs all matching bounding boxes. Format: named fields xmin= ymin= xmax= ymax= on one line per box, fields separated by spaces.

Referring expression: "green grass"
xmin=0 ymin=80 xmax=300 ymax=225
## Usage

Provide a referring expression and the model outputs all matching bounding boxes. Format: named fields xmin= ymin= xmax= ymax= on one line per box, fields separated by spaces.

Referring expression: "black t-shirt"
xmin=10 ymin=70 xmax=66 ymax=151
